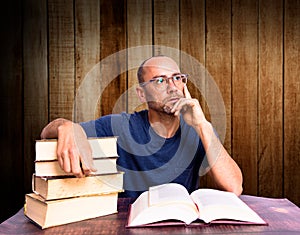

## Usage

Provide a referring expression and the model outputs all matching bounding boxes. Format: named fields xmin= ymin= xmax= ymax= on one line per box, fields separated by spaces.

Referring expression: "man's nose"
xmin=166 ymin=78 xmax=178 ymax=92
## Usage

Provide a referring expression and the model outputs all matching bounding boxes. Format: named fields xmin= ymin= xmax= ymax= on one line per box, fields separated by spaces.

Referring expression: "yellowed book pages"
xmin=35 ymin=137 xmax=118 ymax=161
xmin=24 ymin=192 xmax=118 ymax=229
xmin=32 ymin=172 xmax=124 ymax=200
xmin=35 ymin=158 xmax=118 ymax=177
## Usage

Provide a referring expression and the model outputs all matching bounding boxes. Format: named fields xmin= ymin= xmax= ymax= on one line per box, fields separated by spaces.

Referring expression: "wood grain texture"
xmin=127 ymin=0 xmax=152 ymax=113
xmin=48 ymin=0 xmax=75 ymax=120
xmin=205 ymin=0 xmax=232 ymax=153
xmin=180 ymin=0 xmax=205 ymax=114
xmin=284 ymin=0 xmax=300 ymax=206
xmin=100 ymin=0 xmax=127 ymax=116
xmin=75 ymin=0 xmax=101 ymax=122
xmin=204 ymin=0 xmax=232 ymax=189
xmin=23 ymin=0 xmax=48 ymax=195
xmin=258 ymin=0 xmax=283 ymax=198
xmin=232 ymin=0 xmax=258 ymax=195
xmin=153 ymin=0 xmax=180 ymax=63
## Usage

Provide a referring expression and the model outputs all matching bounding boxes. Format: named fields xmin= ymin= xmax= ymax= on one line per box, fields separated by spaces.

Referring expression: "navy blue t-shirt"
xmin=80 ymin=110 xmax=205 ymax=198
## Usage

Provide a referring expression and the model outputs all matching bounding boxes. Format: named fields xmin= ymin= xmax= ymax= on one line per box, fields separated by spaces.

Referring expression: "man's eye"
xmin=173 ymin=75 xmax=182 ymax=81
xmin=155 ymin=77 xmax=165 ymax=84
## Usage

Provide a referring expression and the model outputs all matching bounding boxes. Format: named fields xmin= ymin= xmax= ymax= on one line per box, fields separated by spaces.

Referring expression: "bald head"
xmin=137 ymin=56 xmax=180 ymax=83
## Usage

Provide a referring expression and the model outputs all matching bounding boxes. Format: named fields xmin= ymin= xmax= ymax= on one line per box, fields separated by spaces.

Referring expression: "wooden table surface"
xmin=1 ymin=195 xmax=300 ymax=234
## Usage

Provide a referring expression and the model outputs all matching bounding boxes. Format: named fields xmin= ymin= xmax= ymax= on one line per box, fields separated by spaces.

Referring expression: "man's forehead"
xmin=143 ymin=57 xmax=180 ymax=73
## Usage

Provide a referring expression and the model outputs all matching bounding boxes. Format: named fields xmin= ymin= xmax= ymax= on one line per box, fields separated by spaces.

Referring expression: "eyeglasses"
xmin=140 ymin=74 xmax=188 ymax=90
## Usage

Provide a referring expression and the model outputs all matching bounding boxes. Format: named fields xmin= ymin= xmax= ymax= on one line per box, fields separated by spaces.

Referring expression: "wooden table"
xmin=1 ymin=195 xmax=300 ymax=234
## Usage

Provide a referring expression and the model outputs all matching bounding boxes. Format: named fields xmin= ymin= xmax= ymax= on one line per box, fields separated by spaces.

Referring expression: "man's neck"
xmin=148 ymin=109 xmax=180 ymax=138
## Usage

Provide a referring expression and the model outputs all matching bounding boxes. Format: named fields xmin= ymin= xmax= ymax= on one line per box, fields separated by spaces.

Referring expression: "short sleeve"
xmin=79 ymin=120 xmax=97 ymax=137
xmin=79 ymin=114 xmax=121 ymax=137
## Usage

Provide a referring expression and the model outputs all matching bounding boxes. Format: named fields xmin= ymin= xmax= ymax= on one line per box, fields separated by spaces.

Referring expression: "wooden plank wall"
xmin=284 ymin=0 xmax=300 ymax=206
xmin=0 ymin=0 xmax=299 ymax=222
xmin=0 ymin=0 xmax=24 ymax=223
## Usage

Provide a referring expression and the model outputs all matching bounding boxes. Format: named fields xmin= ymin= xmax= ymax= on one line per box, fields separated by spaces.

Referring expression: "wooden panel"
xmin=23 ymin=0 xmax=48 ymax=194
xmin=258 ymin=0 xmax=283 ymax=198
xmin=180 ymin=0 xmax=205 ymax=108
xmin=205 ymin=0 xmax=232 ymax=153
xmin=232 ymin=0 xmax=258 ymax=195
xmin=74 ymin=0 xmax=101 ymax=122
xmin=153 ymin=0 xmax=180 ymax=63
xmin=203 ymin=0 xmax=232 ymax=189
xmin=0 ymin=0 xmax=23 ymax=223
xmin=48 ymin=0 xmax=75 ymax=120
xmin=127 ymin=0 xmax=152 ymax=113
xmin=100 ymin=0 xmax=127 ymax=115
xmin=284 ymin=0 xmax=300 ymax=206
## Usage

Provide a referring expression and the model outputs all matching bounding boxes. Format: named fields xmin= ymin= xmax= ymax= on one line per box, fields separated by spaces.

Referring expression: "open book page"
xmin=149 ymin=183 xmax=194 ymax=206
xmin=127 ymin=183 xmax=199 ymax=227
xmin=190 ymin=189 xmax=266 ymax=224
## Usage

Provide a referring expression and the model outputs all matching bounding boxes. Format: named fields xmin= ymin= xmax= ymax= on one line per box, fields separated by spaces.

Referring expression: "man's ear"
xmin=136 ymin=87 xmax=146 ymax=103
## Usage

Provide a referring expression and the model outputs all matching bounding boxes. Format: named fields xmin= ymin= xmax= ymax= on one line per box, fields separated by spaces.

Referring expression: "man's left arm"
xmin=172 ymin=85 xmax=243 ymax=195
xmin=194 ymin=121 xmax=243 ymax=195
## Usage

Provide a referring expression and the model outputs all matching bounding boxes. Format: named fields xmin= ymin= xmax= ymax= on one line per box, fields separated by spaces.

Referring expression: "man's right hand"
xmin=41 ymin=118 xmax=96 ymax=177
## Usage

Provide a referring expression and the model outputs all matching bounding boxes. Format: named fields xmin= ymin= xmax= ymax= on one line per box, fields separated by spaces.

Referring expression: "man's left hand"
xmin=171 ymin=85 xmax=207 ymax=128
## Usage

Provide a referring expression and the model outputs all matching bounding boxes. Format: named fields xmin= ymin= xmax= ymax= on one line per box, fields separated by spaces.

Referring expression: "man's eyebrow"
xmin=152 ymin=72 xmax=181 ymax=78
xmin=152 ymin=74 xmax=167 ymax=79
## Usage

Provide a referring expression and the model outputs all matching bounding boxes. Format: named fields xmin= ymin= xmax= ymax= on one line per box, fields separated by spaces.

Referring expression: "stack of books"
xmin=24 ymin=137 xmax=124 ymax=229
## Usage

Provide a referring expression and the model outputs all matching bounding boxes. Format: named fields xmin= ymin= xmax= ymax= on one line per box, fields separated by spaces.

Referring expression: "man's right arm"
xmin=40 ymin=118 xmax=96 ymax=177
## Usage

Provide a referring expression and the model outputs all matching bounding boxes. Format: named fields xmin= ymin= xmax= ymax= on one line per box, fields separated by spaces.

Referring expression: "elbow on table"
xmin=222 ymin=179 xmax=243 ymax=196
xmin=231 ymin=184 xmax=243 ymax=196
xmin=230 ymin=170 xmax=243 ymax=196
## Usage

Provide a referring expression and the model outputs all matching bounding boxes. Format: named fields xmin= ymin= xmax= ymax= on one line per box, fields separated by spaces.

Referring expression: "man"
xmin=41 ymin=55 xmax=243 ymax=198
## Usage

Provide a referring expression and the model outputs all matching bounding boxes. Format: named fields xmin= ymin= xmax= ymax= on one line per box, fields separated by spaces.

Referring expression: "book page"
xmin=190 ymin=189 xmax=266 ymax=224
xmin=127 ymin=184 xmax=199 ymax=227
xmin=149 ymin=183 xmax=194 ymax=206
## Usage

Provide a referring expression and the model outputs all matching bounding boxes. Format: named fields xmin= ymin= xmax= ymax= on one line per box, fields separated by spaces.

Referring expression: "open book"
xmin=127 ymin=183 xmax=267 ymax=227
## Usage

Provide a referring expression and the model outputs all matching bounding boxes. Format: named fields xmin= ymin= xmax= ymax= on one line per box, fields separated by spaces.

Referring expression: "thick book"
xmin=127 ymin=183 xmax=267 ymax=227
xmin=24 ymin=192 xmax=118 ymax=229
xmin=35 ymin=137 xmax=118 ymax=161
xmin=32 ymin=172 xmax=124 ymax=200
xmin=35 ymin=158 xmax=118 ymax=177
